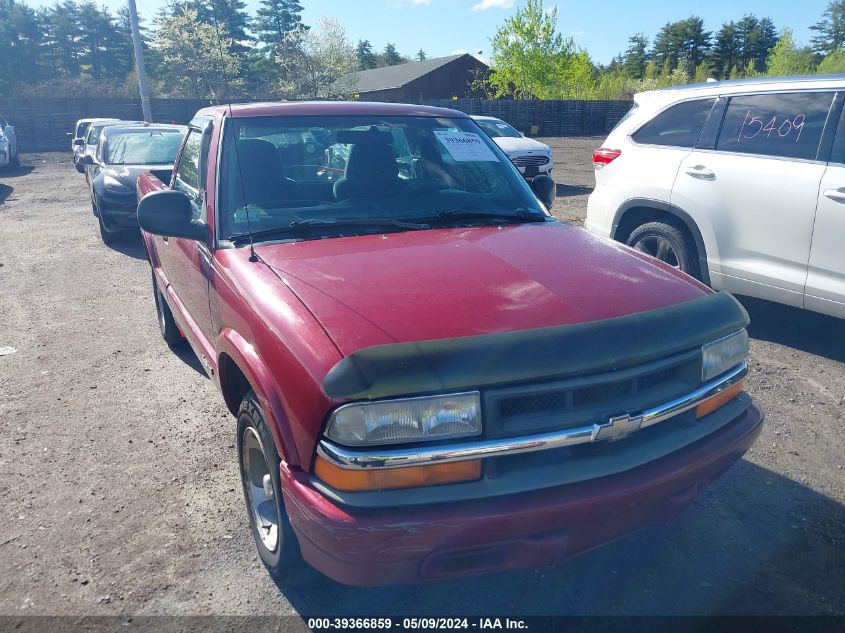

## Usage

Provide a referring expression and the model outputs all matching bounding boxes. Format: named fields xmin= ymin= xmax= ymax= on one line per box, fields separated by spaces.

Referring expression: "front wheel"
xmin=10 ymin=148 xmax=19 ymax=168
xmin=151 ymin=269 xmax=183 ymax=348
xmin=626 ymin=221 xmax=701 ymax=280
xmin=237 ymin=391 xmax=306 ymax=584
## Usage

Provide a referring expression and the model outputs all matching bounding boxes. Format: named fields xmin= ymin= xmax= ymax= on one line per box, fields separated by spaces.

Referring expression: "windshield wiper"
xmin=229 ymin=217 xmax=430 ymax=245
xmin=420 ymin=208 xmax=548 ymax=226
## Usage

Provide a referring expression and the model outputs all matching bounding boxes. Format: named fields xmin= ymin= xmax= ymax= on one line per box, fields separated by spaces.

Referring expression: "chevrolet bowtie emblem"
xmin=592 ymin=413 xmax=644 ymax=442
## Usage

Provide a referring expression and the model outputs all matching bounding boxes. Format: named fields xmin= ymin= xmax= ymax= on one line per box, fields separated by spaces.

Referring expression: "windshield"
xmin=87 ymin=124 xmax=107 ymax=145
xmin=105 ymin=131 xmax=184 ymax=165
xmin=219 ymin=115 xmax=545 ymax=243
xmin=474 ymin=119 xmax=523 ymax=139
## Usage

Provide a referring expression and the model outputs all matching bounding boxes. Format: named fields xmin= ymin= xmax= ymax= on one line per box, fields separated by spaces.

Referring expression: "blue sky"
xmin=24 ymin=0 xmax=832 ymax=65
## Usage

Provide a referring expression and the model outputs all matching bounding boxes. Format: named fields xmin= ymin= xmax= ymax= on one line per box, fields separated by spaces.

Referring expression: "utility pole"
xmin=127 ymin=0 xmax=152 ymax=122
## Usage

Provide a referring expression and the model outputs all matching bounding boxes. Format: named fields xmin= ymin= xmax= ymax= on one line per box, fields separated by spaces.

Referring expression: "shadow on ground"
xmin=739 ymin=295 xmax=845 ymax=364
xmin=0 ymin=164 xmax=35 ymax=178
xmin=0 ymin=183 xmax=11 ymax=204
xmin=556 ymin=183 xmax=593 ymax=198
xmin=275 ymin=460 xmax=843 ymax=616
xmin=105 ymin=230 xmax=148 ymax=261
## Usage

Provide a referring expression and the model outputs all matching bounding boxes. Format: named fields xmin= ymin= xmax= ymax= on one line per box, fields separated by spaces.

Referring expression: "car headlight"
xmin=325 ymin=392 xmax=482 ymax=446
xmin=103 ymin=175 xmax=132 ymax=193
xmin=701 ymin=330 xmax=748 ymax=382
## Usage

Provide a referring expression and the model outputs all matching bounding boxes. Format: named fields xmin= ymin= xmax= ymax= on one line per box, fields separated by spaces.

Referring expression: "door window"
xmin=631 ymin=98 xmax=716 ymax=148
xmin=174 ymin=130 xmax=204 ymax=220
xmin=716 ymin=92 xmax=834 ymax=161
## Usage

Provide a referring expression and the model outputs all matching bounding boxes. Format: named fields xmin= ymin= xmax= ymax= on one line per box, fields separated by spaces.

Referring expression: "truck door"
xmin=161 ymin=125 xmax=216 ymax=359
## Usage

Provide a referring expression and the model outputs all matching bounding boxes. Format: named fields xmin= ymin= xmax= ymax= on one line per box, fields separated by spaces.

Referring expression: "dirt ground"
xmin=1 ymin=139 xmax=843 ymax=620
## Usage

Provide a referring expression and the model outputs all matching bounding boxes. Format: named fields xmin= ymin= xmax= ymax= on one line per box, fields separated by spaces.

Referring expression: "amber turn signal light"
xmin=696 ymin=380 xmax=744 ymax=419
xmin=314 ymin=456 xmax=481 ymax=492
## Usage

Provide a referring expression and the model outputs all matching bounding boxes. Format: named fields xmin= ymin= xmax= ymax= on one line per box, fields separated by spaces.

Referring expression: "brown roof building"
xmin=350 ymin=54 xmax=490 ymax=102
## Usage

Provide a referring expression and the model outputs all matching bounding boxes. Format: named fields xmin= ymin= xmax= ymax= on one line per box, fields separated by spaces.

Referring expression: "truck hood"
xmin=255 ymin=223 xmax=708 ymax=358
xmin=492 ymin=136 xmax=551 ymax=154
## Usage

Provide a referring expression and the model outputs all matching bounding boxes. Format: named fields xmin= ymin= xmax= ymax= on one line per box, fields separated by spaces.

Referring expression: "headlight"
xmin=701 ymin=330 xmax=748 ymax=382
xmin=325 ymin=392 xmax=482 ymax=446
xmin=103 ymin=175 xmax=132 ymax=193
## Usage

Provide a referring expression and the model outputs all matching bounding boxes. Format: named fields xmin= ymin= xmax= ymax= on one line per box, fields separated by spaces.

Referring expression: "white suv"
xmin=586 ymin=75 xmax=845 ymax=319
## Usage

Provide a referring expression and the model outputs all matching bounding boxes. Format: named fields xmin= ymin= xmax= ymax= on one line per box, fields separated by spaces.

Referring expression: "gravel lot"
xmin=1 ymin=139 xmax=843 ymax=620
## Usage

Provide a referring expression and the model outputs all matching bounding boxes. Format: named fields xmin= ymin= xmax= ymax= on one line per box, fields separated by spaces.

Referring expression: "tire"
xmin=626 ymin=220 xmax=701 ymax=280
xmin=10 ymin=148 xmax=19 ymax=168
xmin=237 ymin=390 xmax=307 ymax=585
xmin=97 ymin=208 xmax=121 ymax=245
xmin=151 ymin=269 xmax=183 ymax=348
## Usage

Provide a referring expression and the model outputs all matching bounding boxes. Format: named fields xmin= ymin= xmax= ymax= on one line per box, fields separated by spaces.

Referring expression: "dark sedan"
xmin=84 ymin=123 xmax=187 ymax=243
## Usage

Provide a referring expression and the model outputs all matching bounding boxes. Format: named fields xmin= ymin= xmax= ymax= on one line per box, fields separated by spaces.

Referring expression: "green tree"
xmin=43 ymin=0 xmax=83 ymax=77
xmin=276 ymin=17 xmax=357 ymax=99
xmin=383 ymin=43 xmax=402 ymax=65
xmin=622 ymin=34 xmax=649 ymax=79
xmin=0 ymin=0 xmax=46 ymax=93
xmin=355 ymin=39 xmax=377 ymax=70
xmin=693 ymin=61 xmax=710 ymax=82
xmin=153 ymin=5 xmax=242 ymax=99
xmin=417 ymin=49 xmax=427 ymax=61
xmin=818 ymin=48 xmax=845 ymax=72
xmin=652 ymin=17 xmax=710 ymax=78
xmin=254 ymin=0 xmax=304 ymax=54
xmin=488 ymin=0 xmax=587 ymax=99
xmin=811 ymin=1 xmax=845 ymax=54
xmin=766 ymin=28 xmax=815 ymax=77
xmin=711 ymin=21 xmax=739 ymax=79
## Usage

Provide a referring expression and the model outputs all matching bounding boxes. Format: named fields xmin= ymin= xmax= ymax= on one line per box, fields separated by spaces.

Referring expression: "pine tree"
xmin=417 ymin=49 xmax=426 ymax=61
xmin=622 ymin=34 xmax=649 ymax=79
xmin=355 ymin=39 xmax=377 ymax=70
xmin=254 ymin=0 xmax=305 ymax=53
xmin=711 ymin=21 xmax=739 ymax=79
xmin=811 ymin=0 xmax=845 ymax=54
xmin=384 ymin=43 xmax=401 ymax=66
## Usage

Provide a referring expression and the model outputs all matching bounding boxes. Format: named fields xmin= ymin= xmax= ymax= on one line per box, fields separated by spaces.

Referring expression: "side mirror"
xmin=530 ymin=174 xmax=556 ymax=211
xmin=74 ymin=138 xmax=85 ymax=146
xmin=78 ymin=154 xmax=95 ymax=165
xmin=138 ymin=190 xmax=207 ymax=242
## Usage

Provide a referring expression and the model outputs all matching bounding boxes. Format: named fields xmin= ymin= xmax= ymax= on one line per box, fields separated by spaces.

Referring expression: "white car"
xmin=71 ymin=118 xmax=119 ymax=170
xmin=586 ymin=75 xmax=845 ymax=320
xmin=0 ymin=113 xmax=19 ymax=170
xmin=472 ymin=115 xmax=554 ymax=177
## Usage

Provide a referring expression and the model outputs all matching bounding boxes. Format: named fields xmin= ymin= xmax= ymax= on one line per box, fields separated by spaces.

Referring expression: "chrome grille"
xmin=484 ymin=350 xmax=701 ymax=438
xmin=511 ymin=155 xmax=550 ymax=167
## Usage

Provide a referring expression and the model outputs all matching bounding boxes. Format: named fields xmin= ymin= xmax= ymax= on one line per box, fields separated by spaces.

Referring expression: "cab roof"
xmin=194 ymin=101 xmax=469 ymax=120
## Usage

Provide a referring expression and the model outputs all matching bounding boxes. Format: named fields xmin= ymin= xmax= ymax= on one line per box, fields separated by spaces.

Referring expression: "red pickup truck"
xmin=136 ymin=102 xmax=762 ymax=587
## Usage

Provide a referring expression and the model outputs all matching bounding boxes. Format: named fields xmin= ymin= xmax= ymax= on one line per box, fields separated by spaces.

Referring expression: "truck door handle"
xmin=823 ymin=188 xmax=845 ymax=203
xmin=684 ymin=165 xmax=715 ymax=180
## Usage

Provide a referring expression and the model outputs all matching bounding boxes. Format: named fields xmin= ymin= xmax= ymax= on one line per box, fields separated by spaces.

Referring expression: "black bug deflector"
xmin=322 ymin=292 xmax=749 ymax=401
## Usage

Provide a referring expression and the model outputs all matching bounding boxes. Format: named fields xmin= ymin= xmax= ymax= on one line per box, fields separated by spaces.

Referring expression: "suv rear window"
xmin=632 ymin=98 xmax=716 ymax=148
xmin=716 ymin=92 xmax=834 ymax=161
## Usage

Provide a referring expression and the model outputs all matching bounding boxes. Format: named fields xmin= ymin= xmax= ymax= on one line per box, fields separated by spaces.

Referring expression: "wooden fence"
xmin=1 ymin=97 xmax=633 ymax=152
xmin=413 ymin=98 xmax=634 ymax=136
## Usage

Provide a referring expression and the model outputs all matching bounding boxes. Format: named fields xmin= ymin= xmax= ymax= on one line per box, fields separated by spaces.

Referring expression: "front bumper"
xmin=97 ymin=190 xmax=139 ymax=230
xmin=282 ymin=403 xmax=763 ymax=586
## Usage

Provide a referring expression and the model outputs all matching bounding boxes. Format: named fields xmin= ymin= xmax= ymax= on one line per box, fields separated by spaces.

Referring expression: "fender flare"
xmin=611 ymin=198 xmax=710 ymax=287
xmin=216 ymin=328 xmax=301 ymax=467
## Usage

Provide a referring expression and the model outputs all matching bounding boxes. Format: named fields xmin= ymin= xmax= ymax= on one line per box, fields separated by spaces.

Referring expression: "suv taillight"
xmin=593 ymin=148 xmax=621 ymax=170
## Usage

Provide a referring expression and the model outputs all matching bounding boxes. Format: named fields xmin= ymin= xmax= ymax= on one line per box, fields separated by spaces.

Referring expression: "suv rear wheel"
xmin=626 ymin=221 xmax=700 ymax=280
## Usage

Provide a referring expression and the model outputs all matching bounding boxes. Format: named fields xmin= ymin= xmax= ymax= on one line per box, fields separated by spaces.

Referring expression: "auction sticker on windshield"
xmin=434 ymin=131 xmax=499 ymax=162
